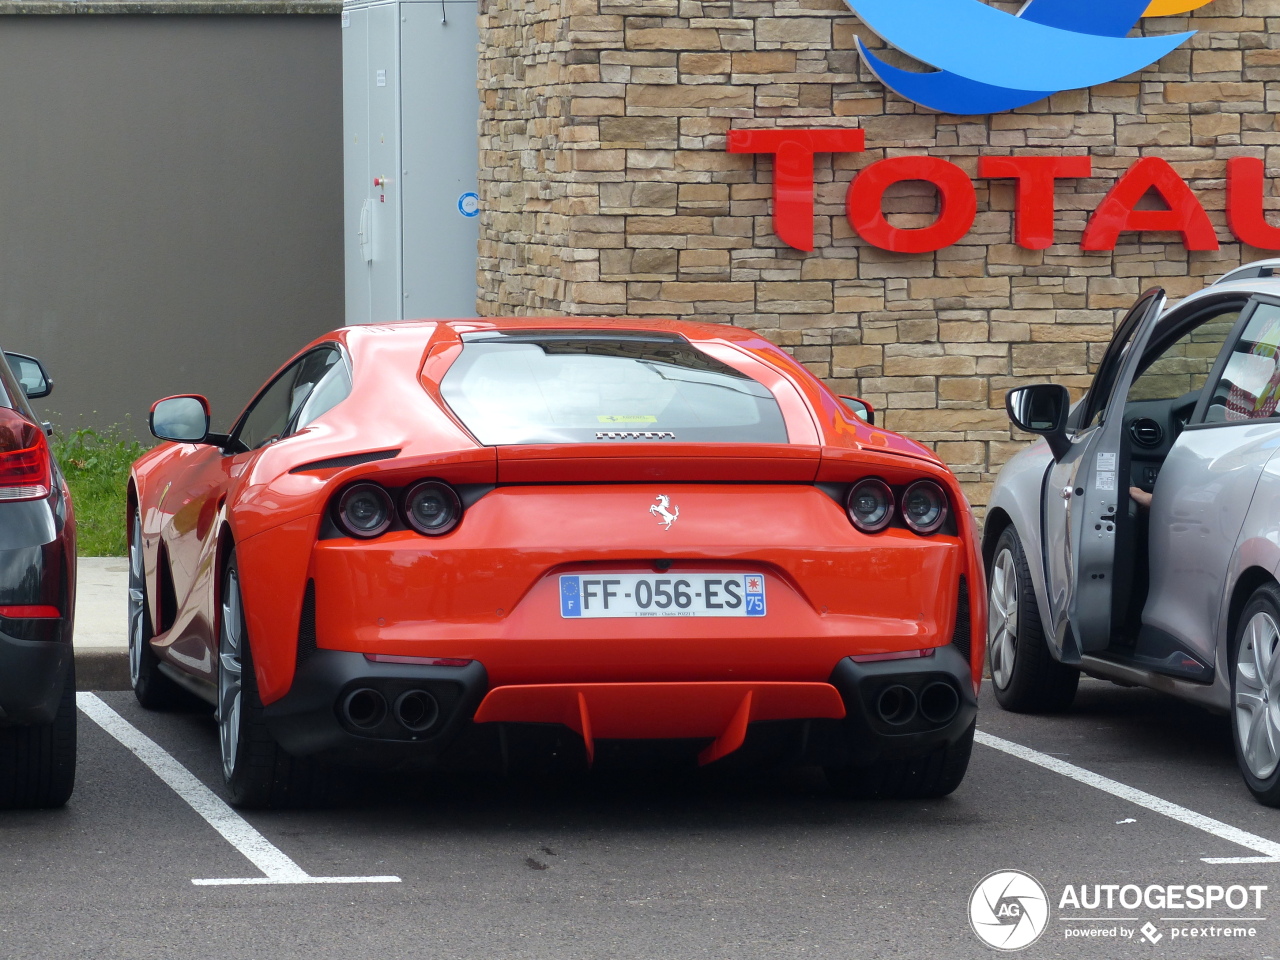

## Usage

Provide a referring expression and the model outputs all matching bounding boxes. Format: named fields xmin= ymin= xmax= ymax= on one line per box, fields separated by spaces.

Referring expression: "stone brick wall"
xmin=476 ymin=0 xmax=1279 ymax=508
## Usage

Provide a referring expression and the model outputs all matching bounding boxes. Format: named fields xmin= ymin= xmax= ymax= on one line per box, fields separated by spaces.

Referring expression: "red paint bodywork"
xmin=129 ymin=318 xmax=986 ymax=743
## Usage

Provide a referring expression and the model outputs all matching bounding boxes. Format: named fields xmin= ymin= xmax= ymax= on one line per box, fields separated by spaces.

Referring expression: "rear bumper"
xmin=0 ymin=629 xmax=71 ymax=725
xmin=262 ymin=644 xmax=976 ymax=771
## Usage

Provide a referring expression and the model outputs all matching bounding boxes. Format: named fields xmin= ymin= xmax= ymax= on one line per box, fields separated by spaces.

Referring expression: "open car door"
xmin=1042 ymin=288 xmax=1166 ymax=658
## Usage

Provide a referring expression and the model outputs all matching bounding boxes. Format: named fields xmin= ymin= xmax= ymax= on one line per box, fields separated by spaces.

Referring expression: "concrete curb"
xmin=75 ymin=648 xmax=131 ymax=692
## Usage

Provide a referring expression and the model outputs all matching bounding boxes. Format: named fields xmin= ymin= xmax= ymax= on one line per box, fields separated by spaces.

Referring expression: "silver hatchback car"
xmin=985 ymin=260 xmax=1280 ymax=805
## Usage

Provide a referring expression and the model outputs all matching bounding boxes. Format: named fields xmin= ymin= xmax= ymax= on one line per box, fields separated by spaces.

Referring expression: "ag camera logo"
xmin=843 ymin=0 xmax=1217 ymax=115
xmin=969 ymin=870 xmax=1049 ymax=951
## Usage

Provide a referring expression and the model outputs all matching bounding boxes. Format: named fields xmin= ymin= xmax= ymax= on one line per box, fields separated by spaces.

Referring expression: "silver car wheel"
xmin=1236 ymin=610 xmax=1280 ymax=780
xmin=127 ymin=516 xmax=146 ymax=688
xmin=218 ymin=567 xmax=244 ymax=781
xmin=988 ymin=546 xmax=1019 ymax=690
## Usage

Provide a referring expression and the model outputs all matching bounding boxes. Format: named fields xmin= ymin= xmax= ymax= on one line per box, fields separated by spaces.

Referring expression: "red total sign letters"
xmin=726 ymin=128 xmax=1280 ymax=254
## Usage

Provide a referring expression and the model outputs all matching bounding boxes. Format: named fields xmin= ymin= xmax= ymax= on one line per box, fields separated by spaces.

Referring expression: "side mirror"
xmin=1006 ymin=384 xmax=1071 ymax=459
xmin=839 ymin=395 xmax=875 ymax=426
xmin=4 ymin=353 xmax=52 ymax=399
xmin=150 ymin=395 xmax=211 ymax=443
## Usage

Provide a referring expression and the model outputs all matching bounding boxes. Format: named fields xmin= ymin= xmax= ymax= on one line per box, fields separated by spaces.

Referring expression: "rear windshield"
xmin=440 ymin=332 xmax=789 ymax=445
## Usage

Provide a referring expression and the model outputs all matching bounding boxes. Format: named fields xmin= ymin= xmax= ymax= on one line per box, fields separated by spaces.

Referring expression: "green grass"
xmin=51 ymin=425 xmax=149 ymax=557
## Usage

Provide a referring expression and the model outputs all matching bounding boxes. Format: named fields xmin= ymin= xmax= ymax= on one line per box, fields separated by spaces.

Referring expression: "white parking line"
xmin=976 ymin=730 xmax=1280 ymax=864
xmin=76 ymin=693 xmax=402 ymax=886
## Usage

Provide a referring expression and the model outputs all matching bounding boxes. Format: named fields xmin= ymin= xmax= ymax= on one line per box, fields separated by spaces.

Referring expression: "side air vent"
xmin=289 ymin=449 xmax=401 ymax=474
xmin=951 ymin=576 xmax=971 ymax=663
xmin=296 ymin=579 xmax=317 ymax=665
xmin=1129 ymin=418 xmax=1163 ymax=448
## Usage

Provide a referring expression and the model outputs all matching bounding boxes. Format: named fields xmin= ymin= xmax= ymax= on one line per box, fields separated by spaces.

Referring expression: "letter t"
xmin=729 ymin=129 xmax=867 ymax=251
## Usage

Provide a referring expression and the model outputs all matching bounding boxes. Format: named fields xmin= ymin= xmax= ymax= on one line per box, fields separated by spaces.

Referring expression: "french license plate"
xmin=559 ymin=573 xmax=766 ymax=619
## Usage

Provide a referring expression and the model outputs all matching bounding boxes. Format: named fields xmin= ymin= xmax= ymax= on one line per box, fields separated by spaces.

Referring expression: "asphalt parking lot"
xmin=3 ymin=679 xmax=1280 ymax=960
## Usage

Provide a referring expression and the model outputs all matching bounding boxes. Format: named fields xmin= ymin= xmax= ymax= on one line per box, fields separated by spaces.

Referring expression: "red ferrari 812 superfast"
xmin=129 ymin=318 xmax=985 ymax=807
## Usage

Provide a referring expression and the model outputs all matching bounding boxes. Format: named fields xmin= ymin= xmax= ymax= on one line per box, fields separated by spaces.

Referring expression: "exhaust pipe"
xmin=394 ymin=689 xmax=440 ymax=732
xmin=919 ymin=681 xmax=960 ymax=725
xmin=876 ymin=684 xmax=917 ymax=725
xmin=341 ymin=687 xmax=388 ymax=729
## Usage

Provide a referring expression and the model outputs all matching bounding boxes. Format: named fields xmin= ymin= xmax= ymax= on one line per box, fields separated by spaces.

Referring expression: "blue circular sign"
xmin=457 ymin=192 xmax=480 ymax=218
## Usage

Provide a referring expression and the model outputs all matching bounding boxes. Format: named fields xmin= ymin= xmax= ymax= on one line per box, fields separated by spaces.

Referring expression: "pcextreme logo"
xmin=843 ymin=0 xmax=1217 ymax=114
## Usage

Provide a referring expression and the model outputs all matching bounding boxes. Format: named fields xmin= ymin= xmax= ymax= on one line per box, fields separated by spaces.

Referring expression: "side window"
xmin=1127 ymin=307 xmax=1241 ymax=403
xmin=233 ymin=347 xmax=343 ymax=451
xmin=294 ymin=355 xmax=352 ymax=430
xmin=1205 ymin=302 xmax=1280 ymax=423
xmin=1078 ymin=289 xmax=1163 ymax=429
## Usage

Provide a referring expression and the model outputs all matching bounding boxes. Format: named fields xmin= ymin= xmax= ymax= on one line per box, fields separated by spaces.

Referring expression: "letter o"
xmin=1120 ymin=885 xmax=1143 ymax=910
xmin=1227 ymin=886 xmax=1248 ymax=910
xmin=847 ymin=157 xmax=977 ymax=253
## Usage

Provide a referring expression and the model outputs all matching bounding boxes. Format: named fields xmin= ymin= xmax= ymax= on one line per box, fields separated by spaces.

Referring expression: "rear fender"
xmin=234 ymin=513 xmax=322 ymax=705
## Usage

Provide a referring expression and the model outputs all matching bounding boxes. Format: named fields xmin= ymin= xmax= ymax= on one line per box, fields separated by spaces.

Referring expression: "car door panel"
xmin=1143 ymin=421 xmax=1280 ymax=669
xmin=1043 ymin=290 xmax=1166 ymax=655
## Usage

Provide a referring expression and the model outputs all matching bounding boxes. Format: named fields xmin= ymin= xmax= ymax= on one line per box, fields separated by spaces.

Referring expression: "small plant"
xmin=50 ymin=423 xmax=149 ymax=557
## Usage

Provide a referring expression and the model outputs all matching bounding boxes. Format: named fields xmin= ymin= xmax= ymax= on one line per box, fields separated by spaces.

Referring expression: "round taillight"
xmin=335 ymin=483 xmax=393 ymax=539
xmin=846 ymin=478 xmax=894 ymax=533
xmin=403 ymin=480 xmax=461 ymax=536
xmin=901 ymin=480 xmax=949 ymax=535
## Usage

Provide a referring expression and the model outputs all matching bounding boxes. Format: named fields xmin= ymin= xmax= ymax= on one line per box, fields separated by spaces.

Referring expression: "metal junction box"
xmin=342 ymin=0 xmax=480 ymax=324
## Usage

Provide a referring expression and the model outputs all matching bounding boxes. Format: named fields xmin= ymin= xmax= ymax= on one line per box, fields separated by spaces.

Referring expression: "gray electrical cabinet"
xmin=343 ymin=0 xmax=480 ymax=324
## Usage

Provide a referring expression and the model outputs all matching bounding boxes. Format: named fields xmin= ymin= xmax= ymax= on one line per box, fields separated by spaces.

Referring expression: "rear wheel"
xmin=0 ymin=660 xmax=76 ymax=809
xmin=128 ymin=512 xmax=188 ymax=709
xmin=1232 ymin=584 xmax=1280 ymax=806
xmin=825 ymin=721 xmax=974 ymax=800
xmin=987 ymin=526 xmax=1078 ymax=713
xmin=219 ymin=551 xmax=328 ymax=808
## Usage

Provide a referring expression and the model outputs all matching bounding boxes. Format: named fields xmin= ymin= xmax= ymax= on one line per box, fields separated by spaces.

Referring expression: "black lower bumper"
xmin=822 ymin=644 xmax=978 ymax=767
xmin=0 ymin=628 xmax=71 ymax=725
xmin=262 ymin=650 xmax=488 ymax=770
xmin=263 ymin=645 xmax=976 ymax=773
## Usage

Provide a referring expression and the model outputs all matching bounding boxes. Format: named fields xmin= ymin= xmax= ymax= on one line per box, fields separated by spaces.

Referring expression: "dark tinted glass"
xmin=440 ymin=333 xmax=789 ymax=445
xmin=233 ymin=347 xmax=344 ymax=451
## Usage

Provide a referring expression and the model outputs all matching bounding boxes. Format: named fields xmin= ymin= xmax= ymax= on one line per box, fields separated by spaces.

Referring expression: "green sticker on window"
xmin=597 ymin=415 xmax=658 ymax=423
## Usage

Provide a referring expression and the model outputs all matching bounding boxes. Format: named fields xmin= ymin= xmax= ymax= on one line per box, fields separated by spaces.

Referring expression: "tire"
xmin=0 ymin=660 xmax=77 ymax=809
xmin=128 ymin=512 xmax=190 ymax=710
xmin=1230 ymin=582 xmax=1280 ymax=806
xmin=825 ymin=720 xmax=975 ymax=800
xmin=987 ymin=525 xmax=1079 ymax=713
xmin=219 ymin=550 xmax=327 ymax=808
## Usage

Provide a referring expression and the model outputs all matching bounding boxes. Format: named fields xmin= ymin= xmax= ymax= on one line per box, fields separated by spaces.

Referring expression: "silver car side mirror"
xmin=1006 ymin=384 xmax=1071 ymax=460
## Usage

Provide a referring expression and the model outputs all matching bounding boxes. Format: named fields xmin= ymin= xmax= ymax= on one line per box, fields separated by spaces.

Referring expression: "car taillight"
xmin=845 ymin=478 xmax=894 ymax=533
xmin=334 ymin=482 xmax=393 ymax=538
xmin=901 ymin=480 xmax=949 ymax=535
xmin=364 ymin=654 xmax=473 ymax=666
xmin=402 ymin=480 xmax=461 ymax=536
xmin=0 ymin=409 xmax=51 ymax=502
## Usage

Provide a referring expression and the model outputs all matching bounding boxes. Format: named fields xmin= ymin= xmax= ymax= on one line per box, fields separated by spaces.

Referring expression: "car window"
xmin=440 ymin=332 xmax=789 ymax=445
xmin=1205 ymin=302 xmax=1280 ymax=422
xmin=1127 ymin=306 xmax=1241 ymax=403
xmin=232 ymin=346 xmax=344 ymax=451
xmin=294 ymin=355 xmax=352 ymax=431
xmin=1078 ymin=289 xmax=1163 ymax=429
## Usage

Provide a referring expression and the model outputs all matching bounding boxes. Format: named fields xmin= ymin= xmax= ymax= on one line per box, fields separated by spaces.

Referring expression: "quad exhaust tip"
xmin=393 ymin=689 xmax=440 ymax=732
xmin=342 ymin=687 xmax=387 ymax=729
xmin=919 ymin=681 xmax=960 ymax=725
xmin=876 ymin=684 xmax=917 ymax=725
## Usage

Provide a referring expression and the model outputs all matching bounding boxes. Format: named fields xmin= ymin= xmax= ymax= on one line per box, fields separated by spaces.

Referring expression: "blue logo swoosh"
xmin=846 ymin=0 xmax=1197 ymax=114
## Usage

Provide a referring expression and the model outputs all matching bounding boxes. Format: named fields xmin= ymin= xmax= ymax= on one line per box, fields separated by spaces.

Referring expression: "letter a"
xmin=1082 ymin=157 xmax=1218 ymax=251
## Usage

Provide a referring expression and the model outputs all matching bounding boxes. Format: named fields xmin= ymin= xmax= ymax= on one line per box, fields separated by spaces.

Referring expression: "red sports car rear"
xmin=130 ymin=319 xmax=985 ymax=806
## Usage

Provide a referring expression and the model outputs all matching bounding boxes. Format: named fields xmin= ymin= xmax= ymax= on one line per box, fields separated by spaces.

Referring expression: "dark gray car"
xmin=0 ymin=349 xmax=76 ymax=808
